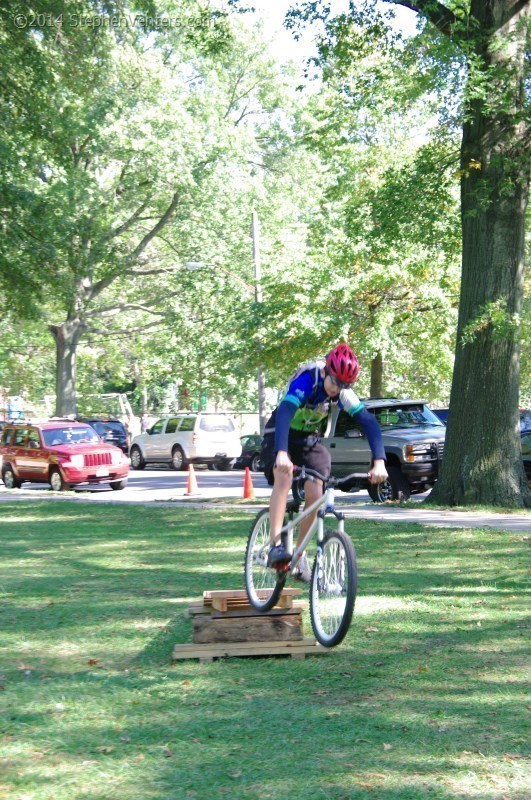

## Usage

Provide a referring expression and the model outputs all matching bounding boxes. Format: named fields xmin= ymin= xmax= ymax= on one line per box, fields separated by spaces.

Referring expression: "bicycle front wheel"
xmin=244 ymin=509 xmax=286 ymax=612
xmin=310 ymin=529 xmax=357 ymax=647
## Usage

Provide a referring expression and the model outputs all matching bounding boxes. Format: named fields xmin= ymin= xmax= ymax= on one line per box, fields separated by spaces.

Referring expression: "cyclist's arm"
xmin=273 ymin=400 xmax=298 ymax=455
xmin=339 ymin=389 xmax=386 ymax=462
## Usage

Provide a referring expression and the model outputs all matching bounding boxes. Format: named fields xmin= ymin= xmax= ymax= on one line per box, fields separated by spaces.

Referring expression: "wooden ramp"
xmin=172 ymin=589 xmax=328 ymax=662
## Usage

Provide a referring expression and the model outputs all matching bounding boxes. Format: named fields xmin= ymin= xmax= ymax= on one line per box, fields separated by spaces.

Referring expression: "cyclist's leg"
xmin=261 ymin=434 xmax=292 ymax=546
xmin=296 ymin=476 xmax=323 ymax=548
xmin=296 ymin=438 xmax=330 ymax=549
xmin=269 ymin=469 xmax=292 ymax=545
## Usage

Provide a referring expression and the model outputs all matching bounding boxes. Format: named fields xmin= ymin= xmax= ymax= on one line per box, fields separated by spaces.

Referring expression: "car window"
xmin=242 ymin=435 xmax=260 ymax=448
xmin=165 ymin=418 xmax=180 ymax=434
xmin=13 ymin=428 xmax=29 ymax=446
xmin=370 ymin=405 xmax=444 ymax=429
xmin=27 ymin=429 xmax=41 ymax=448
xmin=87 ymin=421 xmax=107 ymax=436
xmin=522 ymin=433 xmax=531 ymax=458
xmin=149 ymin=420 xmax=165 ymax=435
xmin=42 ymin=426 xmax=100 ymax=446
xmin=334 ymin=411 xmax=361 ymax=438
xmin=179 ymin=417 xmax=196 ymax=432
xmin=1 ymin=428 xmax=13 ymax=445
xmin=199 ymin=415 xmax=234 ymax=432
xmin=89 ymin=420 xmax=124 ymax=436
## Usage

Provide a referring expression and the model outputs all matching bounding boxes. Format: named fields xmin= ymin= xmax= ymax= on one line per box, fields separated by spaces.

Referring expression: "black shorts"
xmin=261 ymin=433 xmax=331 ymax=486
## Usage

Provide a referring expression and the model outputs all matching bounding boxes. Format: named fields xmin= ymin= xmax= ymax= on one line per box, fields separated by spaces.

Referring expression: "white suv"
xmin=129 ymin=413 xmax=242 ymax=471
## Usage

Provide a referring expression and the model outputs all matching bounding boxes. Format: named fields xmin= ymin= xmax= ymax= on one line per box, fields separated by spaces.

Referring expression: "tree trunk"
xmin=49 ymin=318 xmax=87 ymax=416
xmin=370 ymin=352 xmax=384 ymax=398
xmin=429 ymin=0 xmax=530 ymax=507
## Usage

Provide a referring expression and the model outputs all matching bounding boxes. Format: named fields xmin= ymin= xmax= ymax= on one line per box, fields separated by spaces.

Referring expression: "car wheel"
xmin=251 ymin=453 xmax=262 ymax=472
xmin=2 ymin=464 xmax=21 ymax=489
xmin=368 ymin=465 xmax=411 ymax=503
xmin=217 ymin=459 xmax=235 ymax=471
xmin=49 ymin=467 xmax=70 ymax=492
xmin=130 ymin=446 xmax=145 ymax=470
xmin=171 ymin=446 xmax=188 ymax=471
xmin=110 ymin=479 xmax=128 ymax=491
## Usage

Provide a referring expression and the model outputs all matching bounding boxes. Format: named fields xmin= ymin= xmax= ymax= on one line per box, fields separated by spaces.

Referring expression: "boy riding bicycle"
xmin=261 ymin=343 xmax=388 ymax=581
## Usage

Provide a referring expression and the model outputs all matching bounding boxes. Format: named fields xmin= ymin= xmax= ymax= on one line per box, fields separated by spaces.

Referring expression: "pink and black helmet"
xmin=326 ymin=343 xmax=360 ymax=386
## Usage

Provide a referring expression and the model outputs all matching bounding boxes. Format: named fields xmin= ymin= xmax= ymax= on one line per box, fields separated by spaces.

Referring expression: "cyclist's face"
xmin=323 ymin=375 xmax=341 ymax=397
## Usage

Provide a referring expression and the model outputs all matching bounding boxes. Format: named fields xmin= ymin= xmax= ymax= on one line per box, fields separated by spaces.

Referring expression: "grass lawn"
xmin=0 ymin=501 xmax=528 ymax=800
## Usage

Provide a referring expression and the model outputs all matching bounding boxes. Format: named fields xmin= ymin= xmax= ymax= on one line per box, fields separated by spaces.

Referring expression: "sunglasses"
xmin=326 ymin=371 xmax=353 ymax=390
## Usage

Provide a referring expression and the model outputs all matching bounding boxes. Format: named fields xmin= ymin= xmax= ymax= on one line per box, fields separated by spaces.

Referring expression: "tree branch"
xmin=102 ymin=196 xmax=154 ymax=243
xmin=382 ymin=0 xmax=458 ymax=37
xmin=131 ymin=191 xmax=180 ymax=260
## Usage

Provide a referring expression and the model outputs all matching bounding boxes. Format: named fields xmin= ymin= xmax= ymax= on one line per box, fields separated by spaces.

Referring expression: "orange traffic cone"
xmin=243 ymin=467 xmax=255 ymax=500
xmin=184 ymin=464 xmax=199 ymax=495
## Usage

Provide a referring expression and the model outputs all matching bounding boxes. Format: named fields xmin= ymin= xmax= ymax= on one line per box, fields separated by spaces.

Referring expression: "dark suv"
xmin=77 ymin=417 xmax=129 ymax=455
xmin=323 ymin=398 xmax=446 ymax=501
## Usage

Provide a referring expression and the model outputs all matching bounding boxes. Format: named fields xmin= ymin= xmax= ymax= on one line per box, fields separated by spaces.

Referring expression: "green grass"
xmin=0 ymin=502 xmax=529 ymax=800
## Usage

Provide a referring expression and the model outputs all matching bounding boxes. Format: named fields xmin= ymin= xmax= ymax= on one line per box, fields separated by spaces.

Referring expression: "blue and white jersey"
xmin=265 ymin=362 xmax=386 ymax=461
xmin=282 ymin=366 xmax=364 ymax=433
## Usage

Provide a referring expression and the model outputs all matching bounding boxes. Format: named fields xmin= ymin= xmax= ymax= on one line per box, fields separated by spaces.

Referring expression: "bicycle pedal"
xmin=274 ymin=561 xmax=291 ymax=573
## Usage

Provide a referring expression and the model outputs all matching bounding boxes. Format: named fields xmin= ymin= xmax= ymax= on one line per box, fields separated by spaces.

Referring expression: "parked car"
xmin=322 ymin=398 xmax=446 ymax=502
xmin=77 ymin=416 xmax=130 ymax=454
xmin=234 ymin=434 xmax=263 ymax=472
xmin=433 ymin=407 xmax=529 ymax=431
xmin=129 ymin=412 xmax=242 ymax=471
xmin=520 ymin=409 xmax=531 ymax=431
xmin=0 ymin=420 xmax=130 ymax=491
xmin=521 ymin=430 xmax=531 ymax=485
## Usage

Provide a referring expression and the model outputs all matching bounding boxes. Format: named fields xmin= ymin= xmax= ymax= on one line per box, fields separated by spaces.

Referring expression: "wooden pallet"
xmin=173 ymin=588 xmax=324 ymax=660
xmin=202 ymin=588 xmax=302 ymax=613
xmin=172 ymin=638 xmax=328 ymax=662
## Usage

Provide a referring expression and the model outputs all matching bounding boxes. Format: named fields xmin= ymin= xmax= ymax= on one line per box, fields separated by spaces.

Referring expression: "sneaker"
xmin=293 ymin=553 xmax=312 ymax=583
xmin=267 ymin=544 xmax=291 ymax=568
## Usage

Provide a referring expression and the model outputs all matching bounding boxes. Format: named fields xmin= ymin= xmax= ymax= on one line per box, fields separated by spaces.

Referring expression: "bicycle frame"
xmin=280 ymin=485 xmax=345 ymax=572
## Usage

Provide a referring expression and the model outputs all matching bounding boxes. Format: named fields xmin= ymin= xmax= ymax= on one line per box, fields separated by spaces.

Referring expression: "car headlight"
xmin=67 ymin=454 xmax=85 ymax=468
xmin=111 ymin=450 xmax=128 ymax=465
xmin=404 ymin=444 xmax=436 ymax=462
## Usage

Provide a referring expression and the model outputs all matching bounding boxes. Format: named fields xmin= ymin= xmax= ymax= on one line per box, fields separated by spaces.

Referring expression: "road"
xmin=1 ymin=467 xmax=529 ymax=531
xmin=0 ymin=466 xmax=374 ymax=504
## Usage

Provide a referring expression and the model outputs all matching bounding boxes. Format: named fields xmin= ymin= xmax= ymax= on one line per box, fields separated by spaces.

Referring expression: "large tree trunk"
xmin=49 ymin=318 xmax=87 ymax=416
xmin=430 ymin=0 xmax=530 ymax=507
xmin=370 ymin=351 xmax=384 ymax=398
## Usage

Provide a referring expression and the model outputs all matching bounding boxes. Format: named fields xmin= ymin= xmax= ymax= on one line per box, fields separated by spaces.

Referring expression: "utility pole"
xmin=251 ymin=211 xmax=267 ymax=435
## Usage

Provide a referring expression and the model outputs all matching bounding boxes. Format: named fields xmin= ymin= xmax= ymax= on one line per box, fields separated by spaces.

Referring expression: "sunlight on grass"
xmin=355 ymin=594 xmax=418 ymax=614
xmin=0 ymin=502 xmax=529 ymax=800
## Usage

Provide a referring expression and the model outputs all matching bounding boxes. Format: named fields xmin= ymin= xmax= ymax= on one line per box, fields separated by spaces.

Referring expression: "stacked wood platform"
xmin=172 ymin=589 xmax=328 ymax=662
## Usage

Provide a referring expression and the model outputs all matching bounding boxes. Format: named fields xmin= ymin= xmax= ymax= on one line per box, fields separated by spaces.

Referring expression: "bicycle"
xmin=244 ymin=467 xmax=367 ymax=647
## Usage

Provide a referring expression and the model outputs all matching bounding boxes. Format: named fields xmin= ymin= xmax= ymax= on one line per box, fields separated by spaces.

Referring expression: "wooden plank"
xmin=210 ymin=606 xmax=303 ymax=619
xmin=210 ymin=595 xmax=294 ymax=612
xmin=203 ymin=588 xmax=302 ymax=601
xmin=172 ymin=638 xmax=327 ymax=661
xmin=192 ymin=613 xmax=303 ymax=644
xmin=187 ymin=599 xmax=308 ymax=618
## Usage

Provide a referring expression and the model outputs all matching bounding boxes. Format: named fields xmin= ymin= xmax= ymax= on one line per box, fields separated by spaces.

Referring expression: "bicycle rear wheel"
xmin=310 ymin=529 xmax=357 ymax=647
xmin=244 ymin=509 xmax=286 ymax=611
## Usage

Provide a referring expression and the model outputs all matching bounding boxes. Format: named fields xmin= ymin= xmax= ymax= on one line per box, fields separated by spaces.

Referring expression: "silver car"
xmin=129 ymin=413 xmax=242 ymax=471
xmin=323 ymin=399 xmax=446 ymax=501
